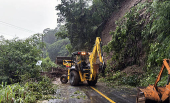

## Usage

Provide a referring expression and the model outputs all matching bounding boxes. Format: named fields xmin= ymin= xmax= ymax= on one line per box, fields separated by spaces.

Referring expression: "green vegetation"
xmin=41 ymin=56 xmax=58 ymax=72
xmin=0 ymin=36 xmax=41 ymax=83
xmin=72 ymin=90 xmax=87 ymax=100
xmin=100 ymin=70 xmax=139 ymax=87
xmin=0 ymin=76 xmax=58 ymax=103
xmin=0 ymin=35 xmax=59 ymax=102
xmin=103 ymin=0 xmax=170 ymax=86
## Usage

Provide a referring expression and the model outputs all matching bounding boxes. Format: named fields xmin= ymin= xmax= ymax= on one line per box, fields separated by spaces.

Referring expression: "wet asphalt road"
xmin=48 ymin=81 xmax=137 ymax=103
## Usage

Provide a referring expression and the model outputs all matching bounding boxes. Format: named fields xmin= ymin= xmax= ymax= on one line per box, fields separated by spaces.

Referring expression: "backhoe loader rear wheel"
xmin=87 ymin=76 xmax=98 ymax=86
xmin=60 ymin=74 xmax=68 ymax=84
xmin=69 ymin=70 xmax=80 ymax=86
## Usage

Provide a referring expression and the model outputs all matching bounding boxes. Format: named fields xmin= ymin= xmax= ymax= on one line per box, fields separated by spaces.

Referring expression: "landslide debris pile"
xmin=41 ymin=67 xmax=67 ymax=79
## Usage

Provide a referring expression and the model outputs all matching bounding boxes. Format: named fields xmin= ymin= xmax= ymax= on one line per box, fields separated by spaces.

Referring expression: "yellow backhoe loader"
xmin=136 ymin=59 xmax=170 ymax=103
xmin=60 ymin=37 xmax=106 ymax=86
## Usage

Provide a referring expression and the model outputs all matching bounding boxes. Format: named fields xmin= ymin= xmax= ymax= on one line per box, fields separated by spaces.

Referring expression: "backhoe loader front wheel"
xmin=69 ymin=70 xmax=80 ymax=86
xmin=87 ymin=76 xmax=98 ymax=86
xmin=60 ymin=74 xmax=68 ymax=84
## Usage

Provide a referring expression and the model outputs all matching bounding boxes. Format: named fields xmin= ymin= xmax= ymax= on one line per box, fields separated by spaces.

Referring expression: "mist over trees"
xmin=43 ymin=27 xmax=70 ymax=61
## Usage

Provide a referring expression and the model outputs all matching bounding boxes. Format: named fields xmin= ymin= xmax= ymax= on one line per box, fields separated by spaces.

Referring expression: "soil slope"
xmin=101 ymin=0 xmax=146 ymax=73
xmin=101 ymin=0 xmax=144 ymax=45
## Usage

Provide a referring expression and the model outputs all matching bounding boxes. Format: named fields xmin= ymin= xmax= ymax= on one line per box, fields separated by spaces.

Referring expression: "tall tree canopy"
xmin=56 ymin=0 xmax=122 ymax=51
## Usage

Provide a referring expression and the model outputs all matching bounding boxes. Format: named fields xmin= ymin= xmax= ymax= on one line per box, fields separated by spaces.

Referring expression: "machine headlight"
xmin=81 ymin=52 xmax=86 ymax=55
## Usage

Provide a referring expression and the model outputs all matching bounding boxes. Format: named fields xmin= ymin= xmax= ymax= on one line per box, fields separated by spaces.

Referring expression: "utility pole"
xmin=42 ymin=34 xmax=44 ymax=58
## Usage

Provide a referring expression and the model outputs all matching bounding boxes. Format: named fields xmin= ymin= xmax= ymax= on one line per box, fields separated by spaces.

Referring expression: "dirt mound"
xmin=121 ymin=65 xmax=144 ymax=76
xmin=40 ymin=67 xmax=67 ymax=79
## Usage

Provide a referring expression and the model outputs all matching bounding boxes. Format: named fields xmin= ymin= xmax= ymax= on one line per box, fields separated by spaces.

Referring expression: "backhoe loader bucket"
xmin=136 ymin=59 xmax=170 ymax=103
xmin=55 ymin=56 xmax=71 ymax=65
xmin=136 ymin=86 xmax=170 ymax=103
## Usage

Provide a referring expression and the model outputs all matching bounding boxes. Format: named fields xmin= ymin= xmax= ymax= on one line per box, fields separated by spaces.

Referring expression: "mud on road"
xmin=46 ymin=78 xmax=137 ymax=103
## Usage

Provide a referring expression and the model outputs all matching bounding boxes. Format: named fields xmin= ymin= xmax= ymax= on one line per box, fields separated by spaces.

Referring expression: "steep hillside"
xmin=100 ymin=0 xmax=170 ymax=87
xmin=101 ymin=0 xmax=144 ymax=45
xmin=101 ymin=0 xmax=146 ymax=74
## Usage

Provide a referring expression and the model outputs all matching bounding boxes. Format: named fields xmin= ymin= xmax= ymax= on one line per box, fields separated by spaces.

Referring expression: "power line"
xmin=0 ymin=20 xmax=37 ymax=33
xmin=0 ymin=31 xmax=15 ymax=37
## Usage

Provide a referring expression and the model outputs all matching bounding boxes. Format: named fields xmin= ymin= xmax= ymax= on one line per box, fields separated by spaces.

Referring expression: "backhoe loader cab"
xmin=70 ymin=51 xmax=90 ymax=72
xmin=71 ymin=51 xmax=89 ymax=63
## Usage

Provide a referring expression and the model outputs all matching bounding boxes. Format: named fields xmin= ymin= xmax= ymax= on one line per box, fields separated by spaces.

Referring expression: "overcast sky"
xmin=0 ymin=0 xmax=61 ymax=39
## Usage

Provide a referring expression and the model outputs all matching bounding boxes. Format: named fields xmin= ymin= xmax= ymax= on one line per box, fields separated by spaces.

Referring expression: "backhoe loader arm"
xmin=154 ymin=59 xmax=170 ymax=87
xmin=89 ymin=37 xmax=106 ymax=80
